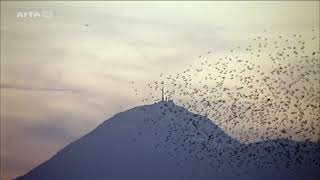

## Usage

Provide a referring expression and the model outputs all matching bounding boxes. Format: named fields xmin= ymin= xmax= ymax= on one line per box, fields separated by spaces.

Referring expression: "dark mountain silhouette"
xmin=16 ymin=101 xmax=320 ymax=180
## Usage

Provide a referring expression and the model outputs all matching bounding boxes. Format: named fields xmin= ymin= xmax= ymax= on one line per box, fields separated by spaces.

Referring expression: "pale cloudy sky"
xmin=1 ymin=1 xmax=319 ymax=180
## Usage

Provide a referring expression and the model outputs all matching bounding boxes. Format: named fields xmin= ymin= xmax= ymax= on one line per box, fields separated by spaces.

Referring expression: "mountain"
xmin=16 ymin=101 xmax=320 ymax=180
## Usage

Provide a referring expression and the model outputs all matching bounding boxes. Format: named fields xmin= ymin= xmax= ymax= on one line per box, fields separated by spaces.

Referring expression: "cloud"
xmin=0 ymin=83 xmax=86 ymax=93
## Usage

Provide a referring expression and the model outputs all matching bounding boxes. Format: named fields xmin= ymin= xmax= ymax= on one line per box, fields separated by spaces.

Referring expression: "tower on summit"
xmin=161 ymin=85 xmax=164 ymax=101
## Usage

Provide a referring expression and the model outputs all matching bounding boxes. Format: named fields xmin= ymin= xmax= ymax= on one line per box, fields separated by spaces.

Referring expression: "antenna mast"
xmin=161 ymin=81 xmax=164 ymax=101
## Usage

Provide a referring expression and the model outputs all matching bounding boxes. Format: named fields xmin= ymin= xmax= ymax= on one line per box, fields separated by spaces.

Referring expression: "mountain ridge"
xmin=15 ymin=101 xmax=320 ymax=180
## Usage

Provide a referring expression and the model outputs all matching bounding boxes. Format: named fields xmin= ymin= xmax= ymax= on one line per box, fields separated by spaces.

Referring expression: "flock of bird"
xmin=131 ymin=30 xmax=320 ymax=144
xmin=128 ymin=30 xmax=320 ymax=175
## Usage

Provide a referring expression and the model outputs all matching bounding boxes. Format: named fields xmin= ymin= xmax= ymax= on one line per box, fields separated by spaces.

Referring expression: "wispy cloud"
xmin=0 ymin=83 xmax=86 ymax=93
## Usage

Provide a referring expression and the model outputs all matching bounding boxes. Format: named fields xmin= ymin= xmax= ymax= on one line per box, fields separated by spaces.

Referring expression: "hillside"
xmin=16 ymin=101 xmax=320 ymax=180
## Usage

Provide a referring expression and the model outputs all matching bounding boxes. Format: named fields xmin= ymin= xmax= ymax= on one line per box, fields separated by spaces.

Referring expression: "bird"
xmin=130 ymin=28 xmax=320 ymax=171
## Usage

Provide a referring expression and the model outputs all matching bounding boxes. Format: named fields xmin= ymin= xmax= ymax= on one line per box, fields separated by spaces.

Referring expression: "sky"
xmin=1 ymin=1 xmax=319 ymax=180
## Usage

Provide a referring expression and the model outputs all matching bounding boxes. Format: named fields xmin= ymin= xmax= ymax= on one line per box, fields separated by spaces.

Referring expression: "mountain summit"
xmin=16 ymin=101 xmax=320 ymax=180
